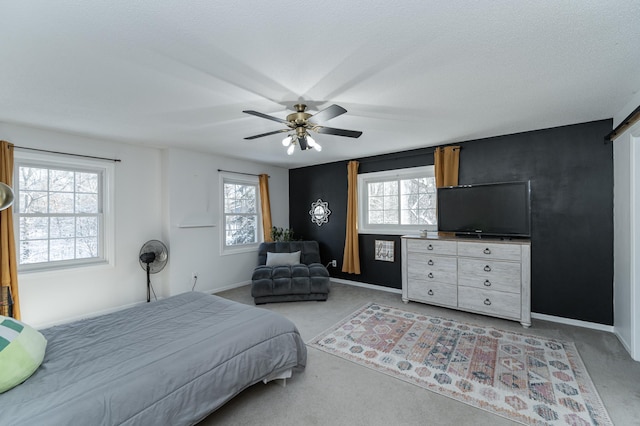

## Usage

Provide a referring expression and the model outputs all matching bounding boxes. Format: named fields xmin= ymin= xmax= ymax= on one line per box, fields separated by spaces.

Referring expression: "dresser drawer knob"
xmin=427 ymin=244 xmax=434 ymax=250
xmin=484 ymin=279 xmax=491 ymax=287
xmin=484 ymin=265 xmax=492 ymax=272
xmin=427 ymin=259 xmax=434 ymax=266
xmin=428 ymin=289 xmax=434 ymax=296
xmin=483 ymin=248 xmax=491 ymax=254
xmin=428 ymin=272 xmax=434 ymax=279
xmin=484 ymin=298 xmax=492 ymax=306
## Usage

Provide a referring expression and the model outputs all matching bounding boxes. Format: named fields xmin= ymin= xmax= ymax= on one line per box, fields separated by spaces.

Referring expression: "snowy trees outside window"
xmin=14 ymin=155 xmax=111 ymax=271
xmin=357 ymin=166 xmax=438 ymax=235
xmin=223 ymin=179 xmax=259 ymax=248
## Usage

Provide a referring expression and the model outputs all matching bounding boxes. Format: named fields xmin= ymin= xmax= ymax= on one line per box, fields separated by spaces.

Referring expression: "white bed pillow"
xmin=266 ymin=251 xmax=301 ymax=266
xmin=0 ymin=316 xmax=47 ymax=393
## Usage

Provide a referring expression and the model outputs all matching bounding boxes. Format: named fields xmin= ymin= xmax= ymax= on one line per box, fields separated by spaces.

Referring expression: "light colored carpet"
xmin=200 ymin=282 xmax=640 ymax=426
xmin=309 ymin=302 xmax=612 ymax=426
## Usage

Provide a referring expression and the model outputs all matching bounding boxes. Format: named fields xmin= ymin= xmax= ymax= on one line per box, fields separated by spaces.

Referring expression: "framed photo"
xmin=374 ymin=240 xmax=394 ymax=262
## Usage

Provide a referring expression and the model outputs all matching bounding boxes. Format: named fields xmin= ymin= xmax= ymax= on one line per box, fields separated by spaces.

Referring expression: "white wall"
xmin=163 ymin=148 xmax=289 ymax=295
xmin=614 ymin=90 xmax=640 ymax=128
xmin=1 ymin=125 xmax=289 ymax=328
xmin=613 ymin=121 xmax=640 ymax=361
xmin=1 ymin=123 xmax=165 ymax=328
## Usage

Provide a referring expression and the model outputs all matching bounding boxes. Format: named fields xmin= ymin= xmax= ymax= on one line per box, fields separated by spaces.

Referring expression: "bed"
xmin=0 ymin=291 xmax=307 ymax=425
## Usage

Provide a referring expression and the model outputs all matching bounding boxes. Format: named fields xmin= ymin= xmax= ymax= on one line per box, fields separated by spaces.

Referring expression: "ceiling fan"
xmin=243 ymin=103 xmax=362 ymax=154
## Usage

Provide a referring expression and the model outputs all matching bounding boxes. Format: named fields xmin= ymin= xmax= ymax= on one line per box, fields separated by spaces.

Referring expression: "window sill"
xmin=18 ymin=259 xmax=113 ymax=275
xmin=358 ymin=226 xmax=437 ymax=236
xmin=221 ymin=243 xmax=260 ymax=256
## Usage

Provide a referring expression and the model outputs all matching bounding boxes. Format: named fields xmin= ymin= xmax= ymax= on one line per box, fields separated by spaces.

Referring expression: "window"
xmin=220 ymin=173 xmax=261 ymax=253
xmin=358 ymin=166 xmax=437 ymax=235
xmin=14 ymin=152 xmax=114 ymax=272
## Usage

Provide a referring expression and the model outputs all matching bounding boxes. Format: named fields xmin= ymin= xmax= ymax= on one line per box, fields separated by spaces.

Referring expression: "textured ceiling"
xmin=1 ymin=1 xmax=639 ymax=168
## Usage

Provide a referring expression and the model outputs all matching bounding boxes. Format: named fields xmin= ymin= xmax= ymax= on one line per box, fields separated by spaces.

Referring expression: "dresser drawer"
xmin=406 ymin=239 xmax=457 ymax=256
xmin=407 ymin=279 xmax=457 ymax=308
xmin=457 ymin=241 xmax=521 ymax=261
xmin=458 ymin=258 xmax=521 ymax=293
xmin=407 ymin=253 xmax=457 ymax=284
xmin=458 ymin=287 xmax=521 ymax=319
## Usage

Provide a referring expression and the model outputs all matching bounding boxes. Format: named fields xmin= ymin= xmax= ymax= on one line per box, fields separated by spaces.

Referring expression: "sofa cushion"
xmin=266 ymin=251 xmax=301 ymax=266
xmin=252 ymin=265 xmax=273 ymax=280
xmin=308 ymin=263 xmax=330 ymax=277
xmin=291 ymin=264 xmax=310 ymax=278
xmin=272 ymin=265 xmax=293 ymax=279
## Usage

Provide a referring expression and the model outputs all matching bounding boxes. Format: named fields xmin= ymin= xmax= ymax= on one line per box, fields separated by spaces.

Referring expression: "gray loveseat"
xmin=251 ymin=241 xmax=330 ymax=304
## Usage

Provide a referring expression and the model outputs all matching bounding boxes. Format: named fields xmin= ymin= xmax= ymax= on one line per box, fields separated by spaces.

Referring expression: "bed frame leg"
xmin=262 ymin=369 xmax=292 ymax=387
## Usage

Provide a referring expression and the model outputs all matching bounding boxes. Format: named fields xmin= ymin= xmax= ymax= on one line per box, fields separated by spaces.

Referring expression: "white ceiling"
xmin=2 ymin=1 xmax=639 ymax=168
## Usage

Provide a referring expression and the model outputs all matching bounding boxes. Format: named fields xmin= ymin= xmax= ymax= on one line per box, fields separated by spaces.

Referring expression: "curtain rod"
xmin=12 ymin=146 xmax=121 ymax=162
xmin=217 ymin=169 xmax=269 ymax=178
xmin=605 ymin=104 xmax=640 ymax=142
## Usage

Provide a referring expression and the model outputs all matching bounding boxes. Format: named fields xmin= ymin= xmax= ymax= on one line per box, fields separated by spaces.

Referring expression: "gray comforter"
xmin=0 ymin=291 xmax=307 ymax=425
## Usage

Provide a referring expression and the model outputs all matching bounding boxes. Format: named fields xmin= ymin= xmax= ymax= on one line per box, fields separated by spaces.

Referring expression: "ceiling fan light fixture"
xmin=306 ymin=134 xmax=316 ymax=147
xmin=287 ymin=143 xmax=295 ymax=155
xmin=306 ymin=134 xmax=322 ymax=152
xmin=282 ymin=135 xmax=292 ymax=147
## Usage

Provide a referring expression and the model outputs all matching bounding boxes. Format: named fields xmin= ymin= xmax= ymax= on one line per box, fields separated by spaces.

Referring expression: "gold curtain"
xmin=0 ymin=141 xmax=19 ymax=319
xmin=258 ymin=174 xmax=273 ymax=242
xmin=342 ymin=161 xmax=361 ymax=274
xmin=434 ymin=146 xmax=461 ymax=187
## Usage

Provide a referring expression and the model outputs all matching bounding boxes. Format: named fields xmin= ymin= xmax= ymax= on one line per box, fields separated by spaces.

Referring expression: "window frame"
xmin=219 ymin=172 xmax=263 ymax=255
xmin=13 ymin=151 xmax=115 ymax=273
xmin=357 ymin=166 xmax=437 ymax=235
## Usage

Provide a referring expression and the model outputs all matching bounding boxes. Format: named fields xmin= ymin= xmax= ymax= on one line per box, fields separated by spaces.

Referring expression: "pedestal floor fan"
xmin=139 ymin=240 xmax=168 ymax=302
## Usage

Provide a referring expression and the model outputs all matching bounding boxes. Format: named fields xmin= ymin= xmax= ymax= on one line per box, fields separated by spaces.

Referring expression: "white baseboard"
xmin=208 ymin=277 xmax=616 ymax=334
xmin=332 ymin=278 xmax=615 ymax=333
xmin=530 ymin=312 xmax=614 ymax=332
xmin=330 ymin=277 xmax=402 ymax=294
xmin=209 ymin=280 xmax=251 ymax=294
xmin=614 ymin=329 xmax=634 ymax=358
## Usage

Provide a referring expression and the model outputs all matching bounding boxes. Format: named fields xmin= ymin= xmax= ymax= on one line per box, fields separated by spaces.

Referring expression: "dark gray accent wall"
xmin=289 ymin=119 xmax=614 ymax=325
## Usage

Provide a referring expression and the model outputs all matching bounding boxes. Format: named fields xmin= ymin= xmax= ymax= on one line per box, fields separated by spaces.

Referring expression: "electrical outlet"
xmin=331 ymin=260 xmax=337 ymax=267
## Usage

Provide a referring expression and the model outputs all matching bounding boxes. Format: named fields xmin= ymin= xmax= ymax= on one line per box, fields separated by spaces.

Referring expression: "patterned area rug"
xmin=308 ymin=302 xmax=612 ymax=426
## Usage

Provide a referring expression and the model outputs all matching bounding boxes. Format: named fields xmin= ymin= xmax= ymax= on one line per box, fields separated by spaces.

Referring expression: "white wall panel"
xmin=613 ymin=122 xmax=640 ymax=361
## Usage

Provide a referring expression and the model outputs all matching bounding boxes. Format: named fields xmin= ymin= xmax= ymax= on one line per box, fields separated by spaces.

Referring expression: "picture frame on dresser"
xmin=401 ymin=235 xmax=531 ymax=328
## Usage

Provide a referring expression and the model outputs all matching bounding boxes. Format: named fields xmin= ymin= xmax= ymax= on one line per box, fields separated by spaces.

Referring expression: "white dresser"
xmin=401 ymin=236 xmax=531 ymax=327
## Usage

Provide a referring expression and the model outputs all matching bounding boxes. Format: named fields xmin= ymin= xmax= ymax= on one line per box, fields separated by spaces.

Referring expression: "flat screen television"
xmin=437 ymin=181 xmax=531 ymax=238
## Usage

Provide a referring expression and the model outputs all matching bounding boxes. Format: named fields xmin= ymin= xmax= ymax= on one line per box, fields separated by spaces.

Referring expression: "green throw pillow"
xmin=0 ymin=315 xmax=47 ymax=393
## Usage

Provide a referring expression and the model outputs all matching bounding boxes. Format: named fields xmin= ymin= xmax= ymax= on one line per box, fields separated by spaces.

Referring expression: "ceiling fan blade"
xmin=242 ymin=110 xmax=290 ymax=124
xmin=244 ymin=128 xmax=290 ymax=140
xmin=315 ymin=126 xmax=363 ymax=138
xmin=310 ymin=104 xmax=347 ymax=123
